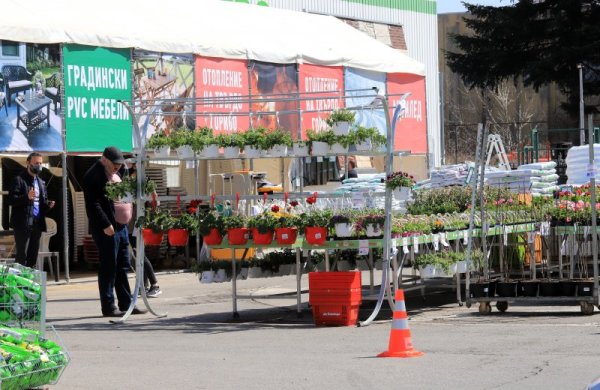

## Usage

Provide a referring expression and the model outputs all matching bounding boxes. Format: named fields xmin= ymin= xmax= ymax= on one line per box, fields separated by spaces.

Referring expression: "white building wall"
xmin=266 ymin=0 xmax=441 ymax=168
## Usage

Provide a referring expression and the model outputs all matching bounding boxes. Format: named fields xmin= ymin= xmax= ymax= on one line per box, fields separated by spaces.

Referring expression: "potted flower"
xmin=147 ymin=130 xmax=170 ymax=157
xmin=292 ymin=139 xmax=309 ymax=157
xmin=198 ymin=210 xmax=225 ymax=246
xmin=262 ymin=129 xmax=292 ymax=157
xmin=247 ymin=211 xmax=278 ymax=245
xmin=105 ymin=176 xmax=136 ymax=202
xmin=167 ymin=212 xmax=199 ymax=247
xmin=330 ymin=212 xmax=354 ymax=238
xmin=326 ymin=108 xmax=356 ymax=135
xmin=274 ymin=214 xmax=300 ymax=245
xmin=329 ymin=133 xmax=353 ymax=154
xmin=135 ymin=208 xmax=170 ymax=246
xmin=222 ymin=214 xmax=249 ymax=245
xmin=358 ymin=212 xmax=385 ymax=237
xmin=216 ymin=132 xmax=243 ymax=158
xmin=307 ymin=129 xmax=335 ymax=156
xmin=197 ymin=261 xmax=215 ymax=284
xmin=170 ymin=128 xmax=195 ymax=159
xmin=242 ymin=127 xmax=267 ymax=158
xmin=191 ymin=127 xmax=217 ymax=158
xmin=107 ymin=177 xmax=156 ymax=203
xmin=352 ymin=126 xmax=386 ymax=152
xmin=299 ymin=209 xmax=332 ymax=245
xmin=385 ymin=170 xmax=415 ymax=200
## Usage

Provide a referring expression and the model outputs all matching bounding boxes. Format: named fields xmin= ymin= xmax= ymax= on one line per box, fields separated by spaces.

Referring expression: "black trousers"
xmin=14 ymin=220 xmax=42 ymax=268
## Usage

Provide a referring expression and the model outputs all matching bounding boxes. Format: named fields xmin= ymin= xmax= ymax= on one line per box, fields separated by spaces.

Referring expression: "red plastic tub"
xmin=202 ymin=228 xmax=223 ymax=246
xmin=252 ymin=229 xmax=274 ymax=245
xmin=308 ymin=271 xmax=362 ymax=326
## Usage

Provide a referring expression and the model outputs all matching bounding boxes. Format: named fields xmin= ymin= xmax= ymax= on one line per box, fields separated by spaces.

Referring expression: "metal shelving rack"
xmin=115 ymin=89 xmax=412 ymax=325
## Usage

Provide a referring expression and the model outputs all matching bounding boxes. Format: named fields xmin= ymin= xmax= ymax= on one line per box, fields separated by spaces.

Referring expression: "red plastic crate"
xmin=308 ymin=272 xmax=362 ymax=326
xmin=312 ymin=304 xmax=360 ymax=326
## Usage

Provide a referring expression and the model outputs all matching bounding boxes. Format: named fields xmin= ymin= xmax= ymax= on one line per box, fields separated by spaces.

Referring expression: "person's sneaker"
xmin=147 ymin=286 xmax=162 ymax=298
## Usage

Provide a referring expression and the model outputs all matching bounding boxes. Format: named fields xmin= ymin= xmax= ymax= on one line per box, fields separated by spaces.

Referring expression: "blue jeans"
xmin=91 ymin=225 xmax=132 ymax=314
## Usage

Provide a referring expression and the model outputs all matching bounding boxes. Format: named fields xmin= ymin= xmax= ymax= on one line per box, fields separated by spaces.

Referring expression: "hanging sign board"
xmin=63 ymin=44 xmax=132 ymax=152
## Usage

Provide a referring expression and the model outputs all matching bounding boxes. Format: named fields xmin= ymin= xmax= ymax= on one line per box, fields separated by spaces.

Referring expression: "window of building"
xmin=1 ymin=41 xmax=19 ymax=57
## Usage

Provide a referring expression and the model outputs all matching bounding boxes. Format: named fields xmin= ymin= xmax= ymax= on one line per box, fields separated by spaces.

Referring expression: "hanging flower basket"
xmin=305 ymin=227 xmax=327 ymax=245
xmin=142 ymin=229 xmax=164 ymax=246
xmin=223 ymin=146 xmax=240 ymax=159
xmin=311 ymin=141 xmax=329 ymax=156
xmin=227 ymin=228 xmax=249 ymax=245
xmin=168 ymin=228 xmax=189 ymax=247
xmin=200 ymin=144 xmax=220 ymax=158
xmin=153 ymin=146 xmax=171 ymax=158
xmin=244 ymin=146 xmax=262 ymax=159
xmin=252 ymin=228 xmax=274 ymax=245
xmin=275 ymin=227 xmax=298 ymax=245
xmin=176 ymin=145 xmax=194 ymax=159
xmin=331 ymin=121 xmax=350 ymax=135
xmin=203 ymin=228 xmax=223 ymax=246
xmin=365 ymin=223 xmax=383 ymax=237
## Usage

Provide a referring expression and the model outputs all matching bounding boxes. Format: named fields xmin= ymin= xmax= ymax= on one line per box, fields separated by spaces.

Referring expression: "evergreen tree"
xmin=446 ymin=0 xmax=600 ymax=116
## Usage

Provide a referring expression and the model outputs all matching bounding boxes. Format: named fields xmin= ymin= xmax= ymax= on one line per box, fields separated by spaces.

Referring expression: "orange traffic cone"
xmin=378 ymin=289 xmax=423 ymax=358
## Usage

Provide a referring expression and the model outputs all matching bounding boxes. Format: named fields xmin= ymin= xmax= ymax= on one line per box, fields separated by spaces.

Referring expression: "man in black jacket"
xmin=83 ymin=146 xmax=146 ymax=317
xmin=9 ymin=152 xmax=55 ymax=267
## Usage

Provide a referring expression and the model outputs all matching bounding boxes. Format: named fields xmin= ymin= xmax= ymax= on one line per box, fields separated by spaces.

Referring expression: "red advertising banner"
xmin=387 ymin=73 xmax=427 ymax=154
xmin=195 ymin=56 xmax=249 ymax=133
xmin=299 ymin=64 xmax=344 ymax=139
xmin=249 ymin=62 xmax=298 ymax=136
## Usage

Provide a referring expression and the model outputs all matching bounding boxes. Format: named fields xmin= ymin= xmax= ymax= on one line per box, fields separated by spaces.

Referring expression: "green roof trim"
xmin=341 ymin=0 xmax=436 ymax=15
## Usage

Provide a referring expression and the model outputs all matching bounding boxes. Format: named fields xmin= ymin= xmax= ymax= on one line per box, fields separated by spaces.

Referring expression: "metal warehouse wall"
xmin=266 ymin=0 xmax=441 ymax=168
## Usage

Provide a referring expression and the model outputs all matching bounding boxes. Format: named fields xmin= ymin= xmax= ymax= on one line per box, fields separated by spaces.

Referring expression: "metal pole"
xmin=579 ymin=64 xmax=585 ymax=145
xmin=479 ymin=124 xmax=490 ymax=279
xmin=465 ymin=124 xmax=483 ymax=304
xmin=588 ymin=114 xmax=599 ymax=307
xmin=360 ymin=95 xmax=404 ymax=327
xmin=61 ymin=152 xmax=69 ymax=282
xmin=439 ymin=71 xmax=445 ymax=165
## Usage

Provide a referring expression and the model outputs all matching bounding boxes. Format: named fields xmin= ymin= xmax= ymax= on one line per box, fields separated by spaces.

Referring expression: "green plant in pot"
xmin=325 ymin=109 xmax=356 ymax=126
xmin=222 ymin=214 xmax=247 ymax=231
xmin=105 ymin=176 xmax=136 ymax=201
xmin=242 ymin=127 xmax=268 ymax=152
xmin=262 ymin=129 xmax=293 ymax=150
xmin=385 ymin=171 xmax=415 ymax=190
xmin=216 ymin=133 xmax=244 ymax=148
xmin=135 ymin=208 xmax=170 ymax=233
xmin=298 ymin=209 xmax=332 ymax=233
xmin=146 ymin=130 xmax=170 ymax=150
xmin=198 ymin=210 xmax=225 ymax=236
xmin=307 ymin=129 xmax=336 ymax=145
xmin=246 ymin=211 xmax=278 ymax=234
xmin=190 ymin=127 xmax=215 ymax=152
xmin=167 ymin=212 xmax=199 ymax=233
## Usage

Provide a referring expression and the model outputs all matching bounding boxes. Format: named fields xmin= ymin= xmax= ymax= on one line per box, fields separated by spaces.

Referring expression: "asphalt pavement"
xmin=44 ymin=270 xmax=600 ymax=390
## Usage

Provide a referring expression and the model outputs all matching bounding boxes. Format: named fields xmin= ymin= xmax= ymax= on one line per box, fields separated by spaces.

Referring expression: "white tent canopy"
xmin=0 ymin=0 xmax=424 ymax=75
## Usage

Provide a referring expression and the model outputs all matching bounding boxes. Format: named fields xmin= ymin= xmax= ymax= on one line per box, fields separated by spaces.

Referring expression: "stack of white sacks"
xmin=566 ymin=144 xmax=600 ymax=186
xmin=485 ymin=161 xmax=558 ymax=195
xmin=429 ymin=163 xmax=473 ymax=188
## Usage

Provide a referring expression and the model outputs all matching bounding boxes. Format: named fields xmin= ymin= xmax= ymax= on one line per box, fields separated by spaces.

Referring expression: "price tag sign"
xmin=503 ymin=227 xmax=508 ymax=245
xmin=540 ymin=221 xmax=550 ymax=236
xmin=302 ymin=249 xmax=309 ymax=257
xmin=440 ymin=232 xmax=450 ymax=247
xmin=402 ymin=237 xmax=409 ymax=254
xmin=305 ymin=157 xmax=311 ymax=164
xmin=587 ymin=164 xmax=597 ymax=179
xmin=351 ymin=191 xmax=367 ymax=209
xmin=185 ymin=161 xmax=195 ymax=169
xmin=329 ymin=156 xmax=337 ymax=162
xmin=463 ymin=230 xmax=468 ymax=245
xmin=482 ymin=222 xmax=489 ymax=233
xmin=359 ymin=240 xmax=369 ymax=256
xmin=413 ymin=235 xmax=419 ymax=253
xmin=433 ymin=234 xmax=440 ymax=251
xmin=316 ymin=156 xmax=323 ymax=163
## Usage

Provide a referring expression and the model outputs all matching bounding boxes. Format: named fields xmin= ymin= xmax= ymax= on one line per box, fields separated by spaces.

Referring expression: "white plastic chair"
xmin=38 ymin=217 xmax=59 ymax=281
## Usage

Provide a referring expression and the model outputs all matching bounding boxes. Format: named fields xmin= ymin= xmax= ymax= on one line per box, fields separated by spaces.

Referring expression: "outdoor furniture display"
xmin=0 ymin=75 xmax=8 ymax=116
xmin=44 ymin=72 xmax=62 ymax=112
xmin=15 ymin=95 xmax=52 ymax=137
xmin=1 ymin=65 xmax=33 ymax=106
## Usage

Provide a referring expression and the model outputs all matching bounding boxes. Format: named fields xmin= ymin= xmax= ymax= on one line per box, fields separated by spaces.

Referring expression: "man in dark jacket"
xmin=9 ymin=152 xmax=55 ymax=267
xmin=83 ymin=146 xmax=146 ymax=317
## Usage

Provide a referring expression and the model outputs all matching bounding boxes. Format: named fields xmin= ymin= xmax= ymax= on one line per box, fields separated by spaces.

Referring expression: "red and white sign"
xmin=299 ymin=64 xmax=344 ymax=140
xmin=387 ymin=73 xmax=427 ymax=154
xmin=195 ymin=56 xmax=249 ymax=133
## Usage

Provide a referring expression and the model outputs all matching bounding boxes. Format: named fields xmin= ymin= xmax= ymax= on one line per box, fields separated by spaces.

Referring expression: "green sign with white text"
xmin=63 ymin=44 xmax=132 ymax=152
